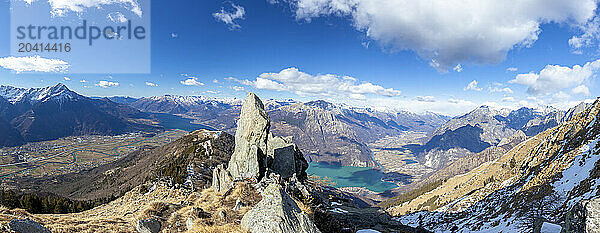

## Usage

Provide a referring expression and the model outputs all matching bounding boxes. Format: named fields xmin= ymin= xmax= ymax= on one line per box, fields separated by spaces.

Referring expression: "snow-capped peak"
xmin=0 ymin=83 xmax=80 ymax=104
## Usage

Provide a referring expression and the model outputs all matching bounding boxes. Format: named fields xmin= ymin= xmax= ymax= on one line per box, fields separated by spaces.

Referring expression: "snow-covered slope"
xmin=392 ymin=98 xmax=600 ymax=232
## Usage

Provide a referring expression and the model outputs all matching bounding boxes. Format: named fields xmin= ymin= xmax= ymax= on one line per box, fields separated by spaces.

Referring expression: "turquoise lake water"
xmin=306 ymin=162 xmax=398 ymax=193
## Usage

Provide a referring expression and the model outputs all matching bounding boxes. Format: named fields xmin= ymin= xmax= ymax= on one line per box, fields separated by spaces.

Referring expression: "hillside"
xmin=4 ymin=129 xmax=234 ymax=201
xmin=384 ymin=98 xmax=600 ymax=232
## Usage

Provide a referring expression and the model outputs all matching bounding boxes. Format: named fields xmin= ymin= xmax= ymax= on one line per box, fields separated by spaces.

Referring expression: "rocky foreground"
xmin=0 ymin=93 xmax=427 ymax=233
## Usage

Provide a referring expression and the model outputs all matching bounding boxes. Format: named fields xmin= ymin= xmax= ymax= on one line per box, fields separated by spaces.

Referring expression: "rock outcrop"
xmin=227 ymin=93 xmax=270 ymax=180
xmin=211 ymin=93 xmax=319 ymax=233
xmin=241 ymin=182 xmax=321 ymax=233
xmin=213 ymin=93 xmax=309 ymax=193
xmin=212 ymin=164 xmax=233 ymax=193
xmin=7 ymin=218 xmax=51 ymax=233
xmin=563 ymin=198 xmax=600 ymax=233
xmin=137 ymin=218 xmax=161 ymax=233
xmin=267 ymin=134 xmax=308 ymax=180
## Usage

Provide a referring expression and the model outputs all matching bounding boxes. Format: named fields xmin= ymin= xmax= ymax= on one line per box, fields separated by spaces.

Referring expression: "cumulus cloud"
xmin=213 ymin=3 xmax=245 ymax=30
xmin=63 ymin=77 xmax=71 ymax=81
xmin=415 ymin=96 xmax=436 ymax=102
xmin=572 ymin=85 xmax=591 ymax=96
xmin=231 ymin=86 xmax=245 ymax=91
xmin=510 ymin=59 xmax=600 ymax=94
xmin=507 ymin=67 xmax=518 ymax=72
xmin=0 ymin=56 xmax=69 ymax=73
xmin=464 ymin=80 xmax=482 ymax=91
xmin=488 ymin=83 xmax=513 ymax=94
xmin=96 ymin=80 xmax=119 ymax=88
xmin=48 ymin=0 xmax=142 ymax=17
xmin=280 ymin=0 xmax=597 ymax=71
xmin=145 ymin=82 xmax=158 ymax=87
xmin=180 ymin=77 xmax=205 ymax=86
xmin=232 ymin=67 xmax=402 ymax=98
xmin=553 ymin=91 xmax=571 ymax=101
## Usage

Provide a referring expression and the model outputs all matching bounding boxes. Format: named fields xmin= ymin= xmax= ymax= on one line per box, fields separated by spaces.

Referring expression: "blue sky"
xmin=0 ymin=0 xmax=599 ymax=115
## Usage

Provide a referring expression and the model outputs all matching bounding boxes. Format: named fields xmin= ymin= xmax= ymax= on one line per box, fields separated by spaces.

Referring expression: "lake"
xmin=306 ymin=162 xmax=398 ymax=193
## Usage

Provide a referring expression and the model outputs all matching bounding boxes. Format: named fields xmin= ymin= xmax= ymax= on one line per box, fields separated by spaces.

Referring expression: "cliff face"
xmin=388 ymin=98 xmax=600 ymax=232
xmin=419 ymin=106 xmax=568 ymax=169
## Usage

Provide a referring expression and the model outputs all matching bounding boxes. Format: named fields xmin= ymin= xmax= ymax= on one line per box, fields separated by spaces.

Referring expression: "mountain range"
xmin=417 ymin=105 xmax=580 ymax=169
xmin=118 ymin=95 xmax=450 ymax=167
xmin=384 ymin=98 xmax=600 ymax=232
xmin=0 ymin=84 xmax=160 ymax=147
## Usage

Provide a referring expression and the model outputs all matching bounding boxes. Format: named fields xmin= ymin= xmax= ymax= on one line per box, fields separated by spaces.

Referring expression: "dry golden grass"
xmin=0 ymin=181 xmax=261 ymax=233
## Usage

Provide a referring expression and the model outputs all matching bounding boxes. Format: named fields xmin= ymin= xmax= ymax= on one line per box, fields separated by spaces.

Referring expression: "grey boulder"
xmin=136 ymin=218 xmax=161 ymax=233
xmin=241 ymin=182 xmax=321 ymax=233
xmin=8 ymin=218 xmax=51 ymax=233
xmin=563 ymin=198 xmax=600 ymax=233
xmin=267 ymin=134 xmax=308 ymax=180
xmin=212 ymin=164 xmax=233 ymax=193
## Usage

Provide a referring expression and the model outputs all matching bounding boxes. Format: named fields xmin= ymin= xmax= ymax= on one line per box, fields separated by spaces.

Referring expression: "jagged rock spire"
xmin=212 ymin=92 xmax=310 ymax=193
xmin=227 ymin=93 xmax=271 ymax=180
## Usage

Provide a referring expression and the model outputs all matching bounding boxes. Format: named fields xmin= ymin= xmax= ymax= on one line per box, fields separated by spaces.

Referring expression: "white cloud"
xmin=213 ymin=3 xmax=245 ymax=30
xmin=107 ymin=12 xmax=128 ymax=23
xmin=282 ymin=0 xmax=597 ymax=71
xmin=0 ymin=56 xmax=69 ymax=73
xmin=63 ymin=77 xmax=71 ymax=81
xmin=507 ymin=67 xmax=518 ymax=72
xmin=180 ymin=77 xmax=205 ymax=86
xmin=569 ymin=16 xmax=600 ymax=54
xmin=145 ymin=82 xmax=158 ymax=87
xmin=488 ymin=83 xmax=513 ymax=94
xmin=232 ymin=86 xmax=245 ymax=91
xmin=233 ymin=67 xmax=402 ymax=98
xmin=350 ymin=93 xmax=367 ymax=100
xmin=464 ymin=80 xmax=482 ymax=91
xmin=572 ymin=85 xmax=591 ymax=96
xmin=377 ymin=98 xmax=476 ymax=116
xmin=501 ymin=97 xmax=516 ymax=102
xmin=415 ymin=96 xmax=436 ymax=102
xmin=453 ymin=64 xmax=463 ymax=73
xmin=553 ymin=91 xmax=571 ymax=101
xmin=212 ymin=79 xmax=219 ymax=84
xmin=96 ymin=80 xmax=119 ymax=88
xmin=510 ymin=59 xmax=600 ymax=94
xmin=48 ymin=0 xmax=142 ymax=17
xmin=80 ymin=79 xmax=87 ymax=83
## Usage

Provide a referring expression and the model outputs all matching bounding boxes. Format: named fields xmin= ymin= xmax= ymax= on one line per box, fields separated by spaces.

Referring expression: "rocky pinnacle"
xmin=227 ymin=93 xmax=271 ymax=180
